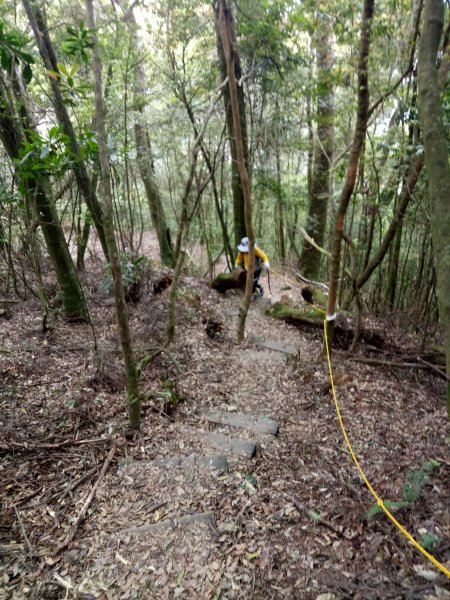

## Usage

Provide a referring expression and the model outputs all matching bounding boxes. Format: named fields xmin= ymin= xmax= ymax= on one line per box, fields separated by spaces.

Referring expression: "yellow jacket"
xmin=235 ymin=247 xmax=269 ymax=270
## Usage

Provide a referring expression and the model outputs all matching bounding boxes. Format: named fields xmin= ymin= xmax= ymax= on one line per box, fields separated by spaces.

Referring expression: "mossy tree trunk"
xmin=417 ymin=0 xmax=450 ymax=416
xmin=87 ymin=0 xmax=140 ymax=430
xmin=0 ymin=74 xmax=88 ymax=321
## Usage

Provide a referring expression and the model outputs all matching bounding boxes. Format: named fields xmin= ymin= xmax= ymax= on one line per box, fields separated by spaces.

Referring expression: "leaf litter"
xmin=1 ymin=247 xmax=449 ymax=599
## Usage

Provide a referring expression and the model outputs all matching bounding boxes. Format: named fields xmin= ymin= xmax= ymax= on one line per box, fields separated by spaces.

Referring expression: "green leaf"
xmin=246 ymin=549 xmax=261 ymax=560
xmin=69 ymin=63 xmax=79 ymax=77
xmin=17 ymin=51 xmax=34 ymax=64
xmin=176 ymin=569 xmax=185 ymax=586
xmin=308 ymin=510 xmax=322 ymax=523
xmin=1 ymin=51 xmax=12 ymax=71
xmin=57 ymin=62 xmax=68 ymax=76
xmin=22 ymin=63 xmax=32 ymax=84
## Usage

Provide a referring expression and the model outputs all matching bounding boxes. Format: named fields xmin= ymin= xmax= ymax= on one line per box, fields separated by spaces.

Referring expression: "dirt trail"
xmin=1 ymin=256 xmax=449 ymax=599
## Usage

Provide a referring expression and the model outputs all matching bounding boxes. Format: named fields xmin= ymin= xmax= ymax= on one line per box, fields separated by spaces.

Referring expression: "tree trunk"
xmin=275 ymin=137 xmax=286 ymax=263
xmin=354 ymin=153 xmax=423 ymax=293
xmin=134 ymin=122 xmax=173 ymax=266
xmin=178 ymin=87 xmax=234 ymax=268
xmin=0 ymin=75 xmax=88 ymax=321
xmin=214 ymin=0 xmax=248 ymax=248
xmin=122 ymin=7 xmax=174 ymax=266
xmin=383 ymin=218 xmax=402 ymax=311
xmin=22 ymin=0 xmax=109 ymax=262
xmin=86 ymin=0 xmax=140 ymax=430
xmin=299 ymin=21 xmax=334 ymax=279
xmin=325 ymin=0 xmax=374 ymax=348
xmin=417 ymin=0 xmax=450 ymax=415
xmin=217 ymin=0 xmax=255 ymax=342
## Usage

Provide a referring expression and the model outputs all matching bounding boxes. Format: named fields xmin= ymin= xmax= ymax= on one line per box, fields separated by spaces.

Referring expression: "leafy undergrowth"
xmin=1 ymin=255 xmax=450 ymax=600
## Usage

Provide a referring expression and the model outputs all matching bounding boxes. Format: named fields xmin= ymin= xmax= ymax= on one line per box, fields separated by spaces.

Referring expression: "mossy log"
xmin=301 ymin=285 xmax=328 ymax=309
xmin=210 ymin=269 xmax=246 ymax=293
xmin=267 ymin=302 xmax=384 ymax=350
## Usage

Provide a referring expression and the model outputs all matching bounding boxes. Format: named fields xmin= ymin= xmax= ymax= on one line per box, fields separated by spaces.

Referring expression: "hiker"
xmin=234 ymin=236 xmax=270 ymax=298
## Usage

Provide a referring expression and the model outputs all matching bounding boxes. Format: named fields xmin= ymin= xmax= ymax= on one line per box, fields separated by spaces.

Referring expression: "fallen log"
xmin=210 ymin=269 xmax=246 ymax=293
xmin=266 ymin=302 xmax=384 ymax=350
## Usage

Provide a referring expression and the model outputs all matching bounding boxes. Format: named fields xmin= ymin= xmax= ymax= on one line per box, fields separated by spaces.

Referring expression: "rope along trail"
xmin=269 ymin=268 xmax=450 ymax=579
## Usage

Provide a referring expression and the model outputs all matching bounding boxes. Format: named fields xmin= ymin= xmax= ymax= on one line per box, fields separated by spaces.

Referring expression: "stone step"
xmin=204 ymin=410 xmax=279 ymax=436
xmin=206 ymin=430 xmax=256 ymax=458
xmin=119 ymin=454 xmax=229 ymax=476
xmin=155 ymin=454 xmax=229 ymax=474
xmin=248 ymin=334 xmax=300 ymax=357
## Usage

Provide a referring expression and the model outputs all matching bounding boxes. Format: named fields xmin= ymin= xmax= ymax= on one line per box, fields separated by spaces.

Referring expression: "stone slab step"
xmin=206 ymin=431 xmax=256 ymax=458
xmin=119 ymin=454 xmax=229 ymax=476
xmin=204 ymin=410 xmax=279 ymax=436
xmin=248 ymin=335 xmax=300 ymax=356
xmin=155 ymin=454 xmax=229 ymax=473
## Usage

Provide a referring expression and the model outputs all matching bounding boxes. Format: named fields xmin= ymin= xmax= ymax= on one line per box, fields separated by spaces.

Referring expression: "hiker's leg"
xmin=253 ymin=268 xmax=262 ymax=293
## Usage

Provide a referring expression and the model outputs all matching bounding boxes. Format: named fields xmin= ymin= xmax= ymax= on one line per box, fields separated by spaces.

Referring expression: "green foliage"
xmin=403 ymin=459 xmax=440 ymax=503
xmin=0 ymin=20 xmax=34 ymax=83
xmin=367 ymin=459 xmax=440 ymax=518
xmin=308 ymin=509 xmax=322 ymax=524
xmin=47 ymin=61 xmax=90 ymax=107
xmin=157 ymin=378 xmax=180 ymax=407
xmin=419 ymin=532 xmax=442 ymax=553
xmin=62 ymin=21 xmax=94 ymax=62
xmin=15 ymin=126 xmax=73 ymax=180
xmin=101 ymin=252 xmax=147 ymax=303
xmin=78 ymin=128 xmax=99 ymax=162
xmin=366 ymin=498 xmax=409 ymax=518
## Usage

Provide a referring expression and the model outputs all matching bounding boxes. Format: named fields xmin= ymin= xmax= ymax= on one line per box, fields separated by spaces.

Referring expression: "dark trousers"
xmin=252 ymin=268 xmax=262 ymax=293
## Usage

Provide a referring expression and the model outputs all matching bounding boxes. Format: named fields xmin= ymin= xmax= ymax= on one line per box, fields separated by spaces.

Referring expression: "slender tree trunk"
xmin=166 ymin=144 xmax=199 ymax=344
xmin=214 ymin=0 xmax=248 ymax=247
xmin=383 ymin=217 xmax=402 ymax=311
xmin=178 ymin=88 xmax=234 ymax=268
xmin=122 ymin=7 xmax=174 ymax=266
xmin=417 ymin=0 xmax=450 ymax=415
xmin=217 ymin=0 xmax=254 ymax=342
xmin=275 ymin=138 xmax=286 ymax=263
xmin=299 ymin=21 xmax=334 ymax=279
xmin=352 ymin=153 xmax=423 ymax=299
xmin=22 ymin=0 xmax=109 ymax=262
xmin=325 ymin=0 xmax=374 ymax=348
xmin=86 ymin=0 xmax=140 ymax=429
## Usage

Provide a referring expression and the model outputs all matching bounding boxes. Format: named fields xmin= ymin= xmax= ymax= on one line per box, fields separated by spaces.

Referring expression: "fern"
xmin=366 ymin=459 xmax=440 ymax=519
xmin=403 ymin=459 xmax=440 ymax=503
xmin=366 ymin=499 xmax=409 ymax=518
xmin=419 ymin=532 xmax=442 ymax=552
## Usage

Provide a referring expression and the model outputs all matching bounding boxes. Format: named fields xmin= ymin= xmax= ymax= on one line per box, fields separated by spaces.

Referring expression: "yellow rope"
xmin=269 ymin=268 xmax=449 ymax=577
xmin=323 ymin=318 xmax=450 ymax=579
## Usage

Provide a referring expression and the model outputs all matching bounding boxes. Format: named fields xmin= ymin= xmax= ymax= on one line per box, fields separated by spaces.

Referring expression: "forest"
xmin=1 ymin=0 xmax=450 ymax=597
